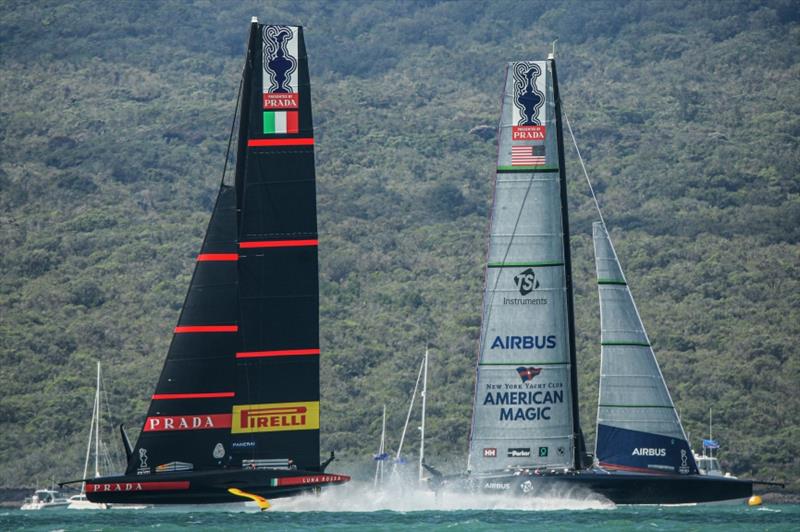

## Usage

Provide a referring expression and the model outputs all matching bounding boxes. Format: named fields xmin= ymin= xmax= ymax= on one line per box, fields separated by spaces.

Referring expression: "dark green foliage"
xmin=0 ymin=0 xmax=797 ymax=492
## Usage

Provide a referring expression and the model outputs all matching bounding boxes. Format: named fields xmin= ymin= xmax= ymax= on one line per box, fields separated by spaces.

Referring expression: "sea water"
xmin=2 ymin=483 xmax=798 ymax=531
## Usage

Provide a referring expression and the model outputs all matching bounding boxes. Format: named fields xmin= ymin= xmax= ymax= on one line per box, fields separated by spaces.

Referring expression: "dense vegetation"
xmin=1 ymin=0 xmax=798 ymax=491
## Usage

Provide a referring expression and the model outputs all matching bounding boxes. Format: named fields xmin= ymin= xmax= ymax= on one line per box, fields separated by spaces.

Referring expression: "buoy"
xmin=747 ymin=495 xmax=762 ymax=506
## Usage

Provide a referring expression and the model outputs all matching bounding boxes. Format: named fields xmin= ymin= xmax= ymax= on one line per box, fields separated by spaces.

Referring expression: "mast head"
xmin=548 ymin=38 xmax=558 ymax=60
xmin=251 ymin=16 xmax=259 ymax=24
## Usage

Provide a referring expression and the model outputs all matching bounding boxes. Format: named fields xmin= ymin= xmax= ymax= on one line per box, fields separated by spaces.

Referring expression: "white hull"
xmin=68 ymin=496 xmax=108 ymax=510
xmin=20 ymin=501 xmax=69 ymax=510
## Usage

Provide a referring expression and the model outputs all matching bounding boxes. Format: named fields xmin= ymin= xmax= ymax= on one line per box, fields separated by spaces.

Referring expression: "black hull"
xmin=85 ymin=468 xmax=349 ymax=505
xmin=444 ymin=470 xmax=753 ymax=505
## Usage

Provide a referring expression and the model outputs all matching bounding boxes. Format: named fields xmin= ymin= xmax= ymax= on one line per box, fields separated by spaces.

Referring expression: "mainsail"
xmin=467 ymin=60 xmax=584 ymax=474
xmin=128 ymin=22 xmax=322 ymax=478
xmin=593 ymin=222 xmax=697 ymax=475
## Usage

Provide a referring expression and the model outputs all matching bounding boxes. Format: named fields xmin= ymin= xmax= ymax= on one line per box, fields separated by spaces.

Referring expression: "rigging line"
xmin=563 ymin=106 xmax=689 ymax=443
xmin=220 ymin=62 xmax=246 ymax=186
xmin=563 ymin=109 xmax=606 ymax=231
xmin=480 ymin=170 xmax=538 ymax=357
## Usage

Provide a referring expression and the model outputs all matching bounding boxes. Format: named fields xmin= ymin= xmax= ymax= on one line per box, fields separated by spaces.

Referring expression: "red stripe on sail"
xmin=86 ymin=481 xmax=190 ymax=493
xmin=174 ymin=325 xmax=238 ymax=333
xmin=236 ymin=348 xmax=320 ymax=359
xmin=239 ymin=239 xmax=318 ymax=249
xmin=197 ymin=253 xmax=239 ymax=261
xmin=247 ymin=138 xmax=314 ymax=147
xmin=151 ymin=392 xmax=235 ymax=400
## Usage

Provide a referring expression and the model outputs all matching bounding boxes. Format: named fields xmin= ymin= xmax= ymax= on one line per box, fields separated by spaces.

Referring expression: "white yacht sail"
xmin=593 ymin=222 xmax=697 ymax=475
xmin=467 ymin=60 xmax=581 ymax=474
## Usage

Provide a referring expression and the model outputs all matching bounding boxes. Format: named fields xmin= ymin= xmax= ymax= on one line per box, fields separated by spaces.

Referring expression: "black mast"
xmin=235 ymin=19 xmax=258 ymax=214
xmin=550 ymin=58 xmax=586 ymax=471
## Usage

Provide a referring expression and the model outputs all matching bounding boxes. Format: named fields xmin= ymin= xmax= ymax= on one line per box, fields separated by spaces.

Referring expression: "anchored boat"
xmin=20 ymin=489 xmax=69 ymax=511
xmin=60 ymin=18 xmax=348 ymax=508
xmin=429 ymin=56 xmax=774 ymax=504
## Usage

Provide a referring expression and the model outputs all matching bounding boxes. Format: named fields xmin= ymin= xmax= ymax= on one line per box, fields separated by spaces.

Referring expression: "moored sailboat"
xmin=430 ymin=54 xmax=771 ymax=504
xmin=60 ymin=18 xmax=348 ymax=508
xmin=68 ymin=362 xmax=112 ymax=510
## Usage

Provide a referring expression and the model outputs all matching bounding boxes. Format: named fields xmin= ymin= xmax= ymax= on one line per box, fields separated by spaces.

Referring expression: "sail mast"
xmin=80 ymin=367 xmax=99 ymax=495
xmin=234 ymin=19 xmax=258 ymax=213
xmin=550 ymin=57 xmax=585 ymax=471
xmin=374 ymin=405 xmax=386 ymax=487
xmin=94 ymin=362 xmax=101 ymax=478
xmin=418 ymin=347 xmax=428 ymax=484
xmin=392 ymin=355 xmax=424 ymax=476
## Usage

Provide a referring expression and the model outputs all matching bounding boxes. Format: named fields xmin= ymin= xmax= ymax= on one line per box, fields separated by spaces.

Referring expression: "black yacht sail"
xmin=66 ymin=18 xmax=348 ymax=507
xmin=431 ymin=55 xmax=762 ymax=504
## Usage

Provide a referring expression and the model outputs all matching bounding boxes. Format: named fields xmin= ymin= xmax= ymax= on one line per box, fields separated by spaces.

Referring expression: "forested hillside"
xmin=1 ymin=0 xmax=798 ymax=490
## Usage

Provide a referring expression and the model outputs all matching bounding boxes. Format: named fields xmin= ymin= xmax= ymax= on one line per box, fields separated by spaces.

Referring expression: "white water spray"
xmin=269 ymin=480 xmax=614 ymax=512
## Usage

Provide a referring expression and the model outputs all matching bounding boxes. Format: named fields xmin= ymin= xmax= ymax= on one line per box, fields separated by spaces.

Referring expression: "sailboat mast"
xmin=374 ymin=405 xmax=386 ymax=486
xmin=419 ymin=347 xmax=428 ymax=484
xmin=94 ymin=362 xmax=101 ymax=478
xmin=550 ymin=57 xmax=585 ymax=471
xmin=234 ymin=19 xmax=258 ymax=214
xmin=709 ymin=409 xmax=713 ymax=458
xmin=80 ymin=370 xmax=99 ymax=494
xmin=392 ymin=355 xmax=424 ymax=476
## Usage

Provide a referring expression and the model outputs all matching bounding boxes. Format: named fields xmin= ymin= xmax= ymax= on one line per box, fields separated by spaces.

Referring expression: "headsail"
xmin=593 ymin=222 xmax=697 ymax=475
xmin=467 ymin=60 xmax=583 ymax=474
xmin=127 ymin=22 xmax=321 ymax=477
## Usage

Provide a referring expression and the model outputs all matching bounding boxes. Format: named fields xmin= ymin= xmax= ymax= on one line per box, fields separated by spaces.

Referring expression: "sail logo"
xmin=514 ymin=268 xmax=540 ymax=295
xmin=491 ymin=335 xmax=556 ymax=349
xmin=263 ymin=26 xmax=298 ymax=107
xmin=271 ymin=474 xmax=350 ymax=487
xmin=483 ymin=447 xmax=497 ymax=457
xmin=516 ymin=366 xmax=542 ymax=383
xmin=262 ymin=25 xmax=300 ymax=133
xmin=484 ymin=390 xmax=564 ymax=423
xmin=512 ymin=62 xmax=545 ymax=126
xmin=631 ymin=448 xmax=666 ymax=457
xmin=679 ymin=449 xmax=691 ymax=474
xmin=86 ymin=481 xmax=190 ymax=493
xmin=512 ymin=125 xmax=546 ymax=141
xmin=144 ymin=414 xmax=232 ymax=432
xmin=507 ymin=447 xmax=531 ymax=458
xmin=231 ymin=401 xmax=320 ymax=434
xmin=483 ymin=482 xmax=510 ymax=490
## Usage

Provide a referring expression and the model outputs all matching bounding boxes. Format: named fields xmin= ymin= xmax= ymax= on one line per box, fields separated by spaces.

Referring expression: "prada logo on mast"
xmin=231 ymin=401 xmax=319 ymax=433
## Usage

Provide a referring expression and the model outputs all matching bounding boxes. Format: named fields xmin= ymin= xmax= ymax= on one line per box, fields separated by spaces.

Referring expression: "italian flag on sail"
xmin=263 ymin=111 xmax=299 ymax=134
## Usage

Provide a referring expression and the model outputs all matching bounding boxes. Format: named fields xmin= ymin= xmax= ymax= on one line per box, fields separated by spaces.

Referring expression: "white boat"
xmin=20 ymin=488 xmax=69 ymax=510
xmin=67 ymin=493 xmax=107 ymax=510
xmin=693 ymin=409 xmax=736 ymax=479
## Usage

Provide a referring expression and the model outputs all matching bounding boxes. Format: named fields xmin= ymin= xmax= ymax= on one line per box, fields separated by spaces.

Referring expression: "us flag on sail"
xmin=511 ymin=145 xmax=546 ymax=166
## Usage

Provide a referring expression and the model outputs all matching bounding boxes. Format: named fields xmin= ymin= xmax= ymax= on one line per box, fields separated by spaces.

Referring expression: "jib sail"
xmin=127 ymin=22 xmax=322 ymax=477
xmin=593 ymin=222 xmax=697 ymax=475
xmin=467 ymin=60 xmax=583 ymax=474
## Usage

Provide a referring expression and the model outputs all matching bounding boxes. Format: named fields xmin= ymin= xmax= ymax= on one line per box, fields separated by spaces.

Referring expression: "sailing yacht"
xmin=428 ymin=56 xmax=772 ymax=504
xmin=68 ymin=362 xmax=111 ymax=509
xmin=59 ymin=19 xmax=348 ymax=508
